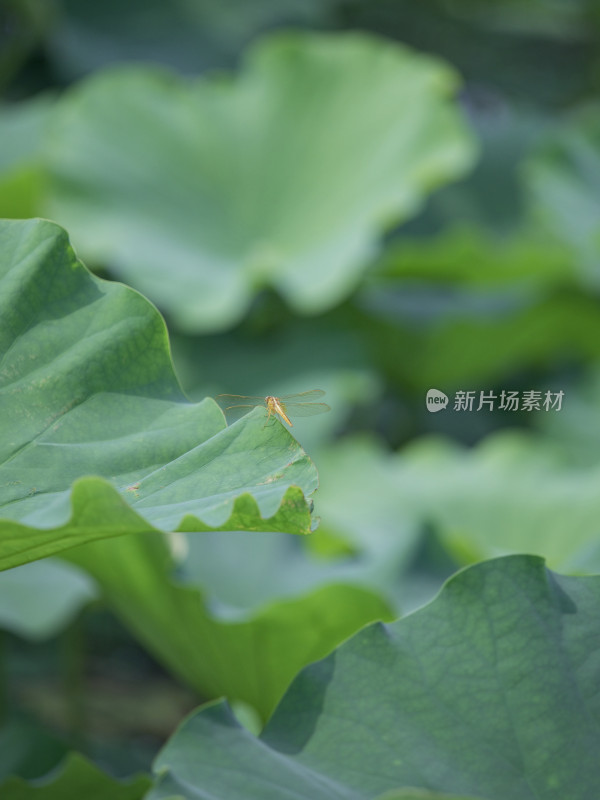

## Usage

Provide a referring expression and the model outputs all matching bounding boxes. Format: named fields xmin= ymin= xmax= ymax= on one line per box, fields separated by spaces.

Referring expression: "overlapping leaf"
xmin=149 ymin=556 xmax=600 ymax=800
xmin=0 ymin=219 xmax=318 ymax=571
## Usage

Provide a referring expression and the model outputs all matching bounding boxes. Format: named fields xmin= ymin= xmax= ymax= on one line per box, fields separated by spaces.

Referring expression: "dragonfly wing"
xmin=279 ymin=389 xmax=325 ymax=402
xmin=216 ymin=394 xmax=265 ymax=409
xmin=283 ymin=402 xmax=330 ymax=417
xmin=222 ymin=404 xmax=264 ymax=411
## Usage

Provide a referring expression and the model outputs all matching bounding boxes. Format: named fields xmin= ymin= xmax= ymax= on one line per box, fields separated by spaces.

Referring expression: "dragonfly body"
xmin=217 ymin=389 xmax=329 ymax=427
xmin=266 ymin=395 xmax=293 ymax=426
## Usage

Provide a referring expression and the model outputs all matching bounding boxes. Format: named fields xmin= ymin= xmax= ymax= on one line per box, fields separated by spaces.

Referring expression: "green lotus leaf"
xmin=42 ymin=31 xmax=477 ymax=331
xmin=149 ymin=556 xmax=600 ymax=800
xmin=0 ymin=752 xmax=150 ymax=799
xmin=0 ymin=218 xmax=318 ymax=571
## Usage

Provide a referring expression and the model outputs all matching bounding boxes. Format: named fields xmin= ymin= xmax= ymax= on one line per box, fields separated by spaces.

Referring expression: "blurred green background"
xmin=1 ymin=0 xmax=600 ymax=789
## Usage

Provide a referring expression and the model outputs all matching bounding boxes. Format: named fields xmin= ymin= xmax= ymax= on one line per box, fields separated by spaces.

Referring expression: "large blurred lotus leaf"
xmin=149 ymin=556 xmax=600 ymax=799
xmin=0 ymin=219 xmax=318 ymax=571
xmin=42 ymin=32 xmax=477 ymax=331
xmin=64 ymin=529 xmax=393 ymax=724
xmin=0 ymin=752 xmax=150 ymax=799
xmin=526 ymin=107 xmax=600 ymax=285
xmin=0 ymin=559 xmax=96 ymax=639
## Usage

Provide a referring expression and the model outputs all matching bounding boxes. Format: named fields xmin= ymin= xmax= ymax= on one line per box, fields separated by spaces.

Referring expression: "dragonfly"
xmin=217 ymin=389 xmax=330 ymax=427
